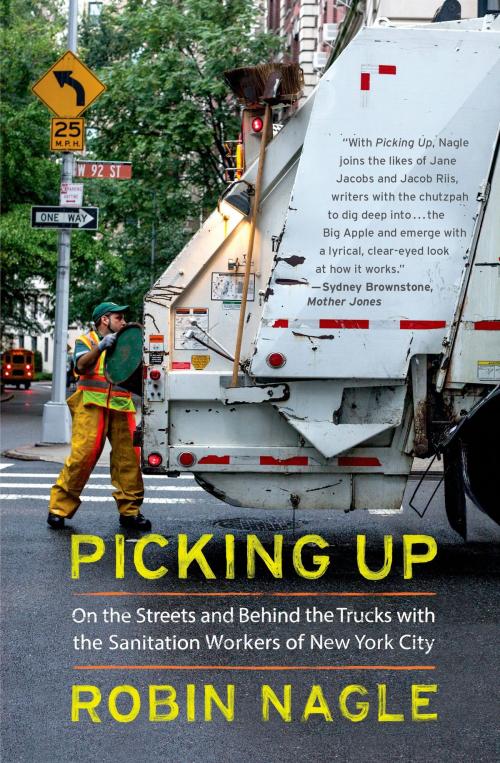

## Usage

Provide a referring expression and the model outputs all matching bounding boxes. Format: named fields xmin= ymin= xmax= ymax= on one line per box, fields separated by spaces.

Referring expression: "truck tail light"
xmin=147 ymin=453 xmax=163 ymax=467
xmin=6 ymin=364 xmax=11 ymax=370
xmin=178 ymin=452 xmax=196 ymax=467
xmin=26 ymin=364 xmax=31 ymax=370
xmin=149 ymin=369 xmax=161 ymax=381
xmin=241 ymin=108 xmax=268 ymax=171
xmin=251 ymin=116 xmax=263 ymax=133
xmin=266 ymin=352 xmax=286 ymax=368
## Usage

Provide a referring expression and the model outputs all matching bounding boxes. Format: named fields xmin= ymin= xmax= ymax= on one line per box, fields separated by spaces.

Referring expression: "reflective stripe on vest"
xmin=76 ymin=330 xmax=135 ymax=413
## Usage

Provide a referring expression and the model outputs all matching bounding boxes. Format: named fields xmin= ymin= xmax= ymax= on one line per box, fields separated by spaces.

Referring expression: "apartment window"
xmin=18 ymin=335 xmax=25 ymax=348
xmin=44 ymin=337 xmax=49 ymax=363
xmin=31 ymin=336 xmax=38 ymax=352
xmin=479 ymin=0 xmax=500 ymax=12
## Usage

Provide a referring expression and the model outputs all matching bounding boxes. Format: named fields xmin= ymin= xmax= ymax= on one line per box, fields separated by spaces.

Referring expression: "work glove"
xmin=97 ymin=333 xmax=117 ymax=352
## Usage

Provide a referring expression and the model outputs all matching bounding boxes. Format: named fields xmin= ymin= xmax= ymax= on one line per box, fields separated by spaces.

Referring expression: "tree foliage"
xmin=1 ymin=0 xmax=281 ymax=337
xmin=0 ymin=0 xmax=121 ymax=338
xmin=1 ymin=1 xmax=61 ymax=338
xmin=79 ymin=0 xmax=281 ymax=315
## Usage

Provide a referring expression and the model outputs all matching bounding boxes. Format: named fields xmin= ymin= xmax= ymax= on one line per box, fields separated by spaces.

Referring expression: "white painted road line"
xmin=0 ymin=472 xmax=195 ymax=480
xmin=0 ymin=495 xmax=199 ymax=504
xmin=0 ymin=483 xmax=202 ymax=491
xmin=368 ymin=508 xmax=404 ymax=515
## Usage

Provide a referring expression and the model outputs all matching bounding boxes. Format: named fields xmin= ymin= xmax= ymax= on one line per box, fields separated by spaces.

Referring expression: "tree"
xmin=78 ymin=0 xmax=281 ymax=316
xmin=0 ymin=0 xmax=127 ymax=340
xmin=1 ymin=0 xmax=281 ymax=338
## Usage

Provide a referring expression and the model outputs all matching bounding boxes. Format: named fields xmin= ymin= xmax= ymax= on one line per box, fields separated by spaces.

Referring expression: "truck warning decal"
xmin=477 ymin=361 xmax=500 ymax=381
xmin=174 ymin=308 xmax=209 ymax=350
xmin=211 ymin=272 xmax=255 ymax=302
xmin=149 ymin=334 xmax=165 ymax=351
xmin=191 ymin=354 xmax=211 ymax=370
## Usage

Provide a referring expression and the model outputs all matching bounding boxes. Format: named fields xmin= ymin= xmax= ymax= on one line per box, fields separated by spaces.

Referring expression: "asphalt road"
xmin=1 ymin=384 xmax=499 ymax=762
xmin=0 ymin=379 xmax=51 ymax=449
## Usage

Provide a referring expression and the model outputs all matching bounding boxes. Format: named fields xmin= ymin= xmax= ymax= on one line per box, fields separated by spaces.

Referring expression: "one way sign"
xmin=31 ymin=206 xmax=99 ymax=230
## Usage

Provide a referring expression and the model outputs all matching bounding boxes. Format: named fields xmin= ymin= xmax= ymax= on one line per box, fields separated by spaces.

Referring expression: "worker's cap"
xmin=92 ymin=302 xmax=129 ymax=323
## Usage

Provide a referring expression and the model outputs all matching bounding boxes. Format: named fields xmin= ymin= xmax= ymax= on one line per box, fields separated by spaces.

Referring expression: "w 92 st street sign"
xmin=31 ymin=206 xmax=99 ymax=230
xmin=74 ymin=161 xmax=132 ymax=179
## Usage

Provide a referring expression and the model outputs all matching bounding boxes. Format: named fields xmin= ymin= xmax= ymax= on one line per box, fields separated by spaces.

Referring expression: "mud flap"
xmin=442 ymin=386 xmax=500 ymax=535
xmin=443 ymin=442 xmax=467 ymax=540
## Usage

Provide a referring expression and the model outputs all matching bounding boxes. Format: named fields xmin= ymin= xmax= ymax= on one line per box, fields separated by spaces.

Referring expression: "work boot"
xmin=119 ymin=512 xmax=152 ymax=531
xmin=47 ymin=512 xmax=65 ymax=529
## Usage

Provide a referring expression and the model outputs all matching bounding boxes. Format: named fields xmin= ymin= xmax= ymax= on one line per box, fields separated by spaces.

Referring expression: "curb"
xmin=2 ymin=441 xmax=111 ymax=466
xmin=2 ymin=445 xmax=70 ymax=464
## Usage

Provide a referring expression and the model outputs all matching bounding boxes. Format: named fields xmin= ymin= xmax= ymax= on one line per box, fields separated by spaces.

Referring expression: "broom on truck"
xmin=223 ymin=64 xmax=304 ymax=387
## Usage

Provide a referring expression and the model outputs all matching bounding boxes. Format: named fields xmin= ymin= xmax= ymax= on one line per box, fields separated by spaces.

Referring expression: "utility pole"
xmin=41 ymin=0 xmax=78 ymax=443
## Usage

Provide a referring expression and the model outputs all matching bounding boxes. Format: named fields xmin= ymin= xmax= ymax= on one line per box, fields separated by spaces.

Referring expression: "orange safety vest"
xmin=76 ymin=330 xmax=135 ymax=413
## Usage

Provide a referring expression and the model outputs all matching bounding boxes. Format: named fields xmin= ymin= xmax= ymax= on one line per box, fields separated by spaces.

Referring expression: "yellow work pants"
xmin=49 ymin=391 xmax=144 ymax=518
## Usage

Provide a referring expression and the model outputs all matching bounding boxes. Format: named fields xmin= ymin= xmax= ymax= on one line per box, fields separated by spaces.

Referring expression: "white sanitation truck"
xmin=141 ymin=17 xmax=500 ymax=538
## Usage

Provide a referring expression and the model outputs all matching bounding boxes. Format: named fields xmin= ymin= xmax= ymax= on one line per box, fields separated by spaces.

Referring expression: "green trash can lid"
xmin=104 ymin=322 xmax=143 ymax=386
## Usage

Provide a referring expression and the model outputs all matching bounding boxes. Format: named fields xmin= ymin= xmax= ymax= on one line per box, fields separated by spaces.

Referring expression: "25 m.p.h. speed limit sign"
xmin=50 ymin=118 xmax=85 ymax=151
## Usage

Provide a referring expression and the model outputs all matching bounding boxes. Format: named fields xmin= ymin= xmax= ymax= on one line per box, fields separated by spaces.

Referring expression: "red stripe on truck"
xmin=198 ymin=455 xmax=231 ymax=465
xmin=260 ymin=456 xmax=309 ymax=466
xmin=400 ymin=320 xmax=446 ymax=330
xmin=319 ymin=319 xmax=369 ymax=329
xmin=473 ymin=321 xmax=500 ymax=330
xmin=360 ymin=72 xmax=370 ymax=91
xmin=338 ymin=456 xmax=382 ymax=467
xmin=273 ymin=319 xmax=289 ymax=328
xmin=379 ymin=65 xmax=397 ymax=75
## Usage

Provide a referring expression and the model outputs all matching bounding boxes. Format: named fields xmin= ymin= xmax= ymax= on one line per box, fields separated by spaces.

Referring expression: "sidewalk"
xmin=2 ymin=393 xmax=142 ymax=466
xmin=2 ymin=439 xmax=112 ymax=466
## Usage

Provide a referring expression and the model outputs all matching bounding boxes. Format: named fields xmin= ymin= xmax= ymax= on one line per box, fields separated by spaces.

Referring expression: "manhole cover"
xmin=214 ymin=517 xmax=301 ymax=531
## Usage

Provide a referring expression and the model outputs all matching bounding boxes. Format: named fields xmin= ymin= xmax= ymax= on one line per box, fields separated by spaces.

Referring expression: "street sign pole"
xmin=42 ymin=0 xmax=78 ymax=444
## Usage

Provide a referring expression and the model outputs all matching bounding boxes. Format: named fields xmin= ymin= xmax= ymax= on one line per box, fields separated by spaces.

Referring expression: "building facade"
xmin=2 ymin=282 xmax=80 ymax=375
xmin=267 ymin=0 xmax=486 ymax=98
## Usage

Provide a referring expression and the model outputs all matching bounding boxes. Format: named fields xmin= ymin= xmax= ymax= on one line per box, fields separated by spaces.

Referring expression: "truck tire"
xmin=443 ymin=387 xmax=499 ymax=532
xmin=24 ymin=382 xmax=31 ymax=390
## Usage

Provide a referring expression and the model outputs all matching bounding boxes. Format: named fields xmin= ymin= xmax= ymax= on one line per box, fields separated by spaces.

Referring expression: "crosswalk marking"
xmin=0 ymin=462 xmax=204 ymax=504
xmin=0 ymin=472 xmax=194 ymax=480
xmin=368 ymin=508 xmax=403 ymax=515
xmin=0 ymin=495 xmax=198 ymax=504
xmin=0 ymin=482 xmax=202 ymax=491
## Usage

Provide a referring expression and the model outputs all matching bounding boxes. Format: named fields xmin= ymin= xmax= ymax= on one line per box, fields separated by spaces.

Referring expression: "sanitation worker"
xmin=47 ymin=302 xmax=151 ymax=531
